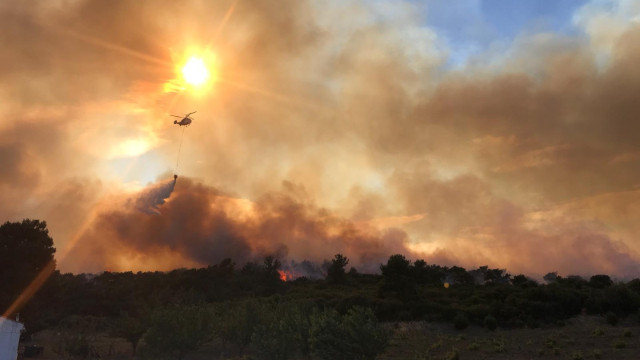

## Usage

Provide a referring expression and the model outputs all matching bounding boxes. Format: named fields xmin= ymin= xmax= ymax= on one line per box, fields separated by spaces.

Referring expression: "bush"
xmin=570 ymin=350 xmax=584 ymax=360
xmin=589 ymin=275 xmax=613 ymax=289
xmin=612 ymin=339 xmax=626 ymax=349
xmin=605 ymin=312 xmax=618 ymax=326
xmin=453 ymin=313 xmax=469 ymax=330
xmin=445 ymin=349 xmax=460 ymax=360
xmin=310 ymin=307 xmax=388 ymax=360
xmin=219 ymin=300 xmax=265 ymax=354
xmin=60 ymin=335 xmax=94 ymax=358
xmin=110 ymin=312 xmax=148 ymax=355
xmin=251 ymin=303 xmax=311 ymax=360
xmin=483 ymin=315 xmax=497 ymax=330
xmin=492 ymin=337 xmax=506 ymax=353
xmin=467 ymin=342 xmax=480 ymax=351
xmin=326 ymin=254 xmax=349 ymax=284
xmin=140 ymin=305 xmax=215 ymax=360
xmin=51 ymin=316 xmax=104 ymax=358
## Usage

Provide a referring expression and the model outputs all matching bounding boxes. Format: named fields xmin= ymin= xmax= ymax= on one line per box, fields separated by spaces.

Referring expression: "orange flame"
xmin=277 ymin=269 xmax=295 ymax=282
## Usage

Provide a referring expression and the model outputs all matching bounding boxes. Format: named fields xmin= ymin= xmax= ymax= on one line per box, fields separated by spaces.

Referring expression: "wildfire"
xmin=277 ymin=269 xmax=295 ymax=282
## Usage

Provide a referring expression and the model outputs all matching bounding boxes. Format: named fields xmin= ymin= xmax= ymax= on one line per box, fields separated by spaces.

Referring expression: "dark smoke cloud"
xmin=0 ymin=143 xmax=40 ymax=189
xmin=66 ymin=178 xmax=411 ymax=273
xmin=132 ymin=177 xmax=176 ymax=214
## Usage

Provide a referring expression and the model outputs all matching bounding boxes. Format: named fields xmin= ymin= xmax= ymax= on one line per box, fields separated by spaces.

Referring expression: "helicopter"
xmin=171 ymin=111 xmax=196 ymax=126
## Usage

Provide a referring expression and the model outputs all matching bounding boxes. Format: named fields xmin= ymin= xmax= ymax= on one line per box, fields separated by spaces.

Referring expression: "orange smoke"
xmin=62 ymin=177 xmax=412 ymax=273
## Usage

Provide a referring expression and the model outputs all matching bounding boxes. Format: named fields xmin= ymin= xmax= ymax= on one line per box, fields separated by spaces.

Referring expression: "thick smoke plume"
xmin=2 ymin=1 xmax=640 ymax=277
xmin=132 ymin=177 xmax=176 ymax=215
xmin=66 ymin=178 xmax=410 ymax=273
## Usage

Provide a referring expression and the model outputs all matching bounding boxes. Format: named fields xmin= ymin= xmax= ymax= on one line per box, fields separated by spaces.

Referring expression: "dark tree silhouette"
xmin=264 ymin=256 xmax=282 ymax=279
xmin=380 ymin=254 xmax=411 ymax=278
xmin=447 ymin=266 xmax=474 ymax=286
xmin=0 ymin=219 xmax=56 ymax=316
xmin=412 ymin=259 xmax=445 ymax=285
xmin=589 ymin=274 xmax=613 ymax=289
xmin=110 ymin=311 xmax=149 ymax=355
xmin=543 ymin=272 xmax=560 ymax=284
xmin=326 ymin=254 xmax=349 ymax=284
xmin=379 ymin=254 xmax=417 ymax=300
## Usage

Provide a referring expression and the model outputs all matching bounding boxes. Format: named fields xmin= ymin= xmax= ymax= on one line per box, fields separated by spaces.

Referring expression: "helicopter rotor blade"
xmin=186 ymin=111 xmax=197 ymax=117
xmin=170 ymin=115 xmax=183 ymax=118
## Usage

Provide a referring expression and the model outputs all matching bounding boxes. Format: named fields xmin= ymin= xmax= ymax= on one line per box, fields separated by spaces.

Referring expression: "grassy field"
xmin=21 ymin=315 xmax=640 ymax=359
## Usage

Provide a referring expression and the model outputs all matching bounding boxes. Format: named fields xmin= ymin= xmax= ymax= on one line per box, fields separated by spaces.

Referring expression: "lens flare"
xmin=182 ymin=57 xmax=210 ymax=86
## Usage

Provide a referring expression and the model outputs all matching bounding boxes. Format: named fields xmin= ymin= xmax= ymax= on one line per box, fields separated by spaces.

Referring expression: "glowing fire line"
xmin=277 ymin=269 xmax=297 ymax=282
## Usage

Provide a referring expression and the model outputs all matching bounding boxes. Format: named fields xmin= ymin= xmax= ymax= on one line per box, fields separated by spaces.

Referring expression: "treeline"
xmin=373 ymin=254 xmax=640 ymax=328
xmin=18 ymin=254 xmax=640 ymax=358
xmin=3 ymin=219 xmax=640 ymax=359
xmin=26 ymin=254 xmax=640 ymax=328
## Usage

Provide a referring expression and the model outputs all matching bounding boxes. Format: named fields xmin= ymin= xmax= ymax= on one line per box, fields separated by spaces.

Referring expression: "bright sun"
xmin=182 ymin=57 xmax=210 ymax=86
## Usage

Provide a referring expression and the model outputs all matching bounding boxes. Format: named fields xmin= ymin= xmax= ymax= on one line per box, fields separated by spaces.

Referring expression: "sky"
xmin=2 ymin=0 xmax=640 ymax=278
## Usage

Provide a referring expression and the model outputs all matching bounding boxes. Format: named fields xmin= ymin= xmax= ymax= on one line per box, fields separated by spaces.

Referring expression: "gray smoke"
xmin=131 ymin=177 xmax=177 ymax=215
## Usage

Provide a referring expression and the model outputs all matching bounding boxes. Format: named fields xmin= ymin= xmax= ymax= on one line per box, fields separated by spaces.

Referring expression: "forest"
xmin=3 ymin=219 xmax=640 ymax=359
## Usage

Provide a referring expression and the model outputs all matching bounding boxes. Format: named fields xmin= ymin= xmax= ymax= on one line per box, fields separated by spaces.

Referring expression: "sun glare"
xmin=108 ymin=138 xmax=151 ymax=159
xmin=182 ymin=57 xmax=210 ymax=86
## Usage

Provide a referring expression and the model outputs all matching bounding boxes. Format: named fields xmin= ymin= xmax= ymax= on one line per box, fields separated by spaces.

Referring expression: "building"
xmin=0 ymin=317 xmax=24 ymax=360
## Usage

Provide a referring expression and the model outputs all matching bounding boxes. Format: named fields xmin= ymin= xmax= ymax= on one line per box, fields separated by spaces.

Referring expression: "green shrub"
xmin=605 ymin=312 xmax=618 ymax=326
xmin=250 ymin=304 xmax=311 ymax=360
xmin=453 ymin=313 xmax=469 ymax=330
xmin=62 ymin=335 xmax=93 ymax=358
xmin=430 ymin=339 xmax=443 ymax=350
xmin=219 ymin=300 xmax=266 ymax=353
xmin=592 ymin=349 xmax=601 ymax=359
xmin=622 ymin=328 xmax=632 ymax=337
xmin=310 ymin=307 xmax=389 ymax=360
xmin=309 ymin=309 xmax=346 ymax=360
xmin=412 ymin=351 xmax=432 ymax=360
xmin=141 ymin=305 xmax=216 ymax=360
xmin=544 ymin=336 xmax=557 ymax=348
xmin=483 ymin=315 xmax=497 ymax=330
xmin=612 ymin=339 xmax=626 ymax=349
xmin=51 ymin=316 xmax=103 ymax=358
xmin=592 ymin=327 xmax=605 ymax=336
xmin=445 ymin=349 xmax=460 ymax=360
xmin=467 ymin=342 xmax=480 ymax=351
xmin=570 ymin=350 xmax=584 ymax=360
xmin=492 ymin=337 xmax=505 ymax=353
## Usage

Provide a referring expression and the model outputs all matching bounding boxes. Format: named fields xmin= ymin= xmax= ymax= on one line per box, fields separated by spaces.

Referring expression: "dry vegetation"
xmin=382 ymin=316 xmax=640 ymax=360
xmin=20 ymin=316 xmax=640 ymax=360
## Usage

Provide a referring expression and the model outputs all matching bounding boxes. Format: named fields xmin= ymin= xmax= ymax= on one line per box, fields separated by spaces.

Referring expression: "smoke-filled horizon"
xmin=2 ymin=0 xmax=640 ymax=278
